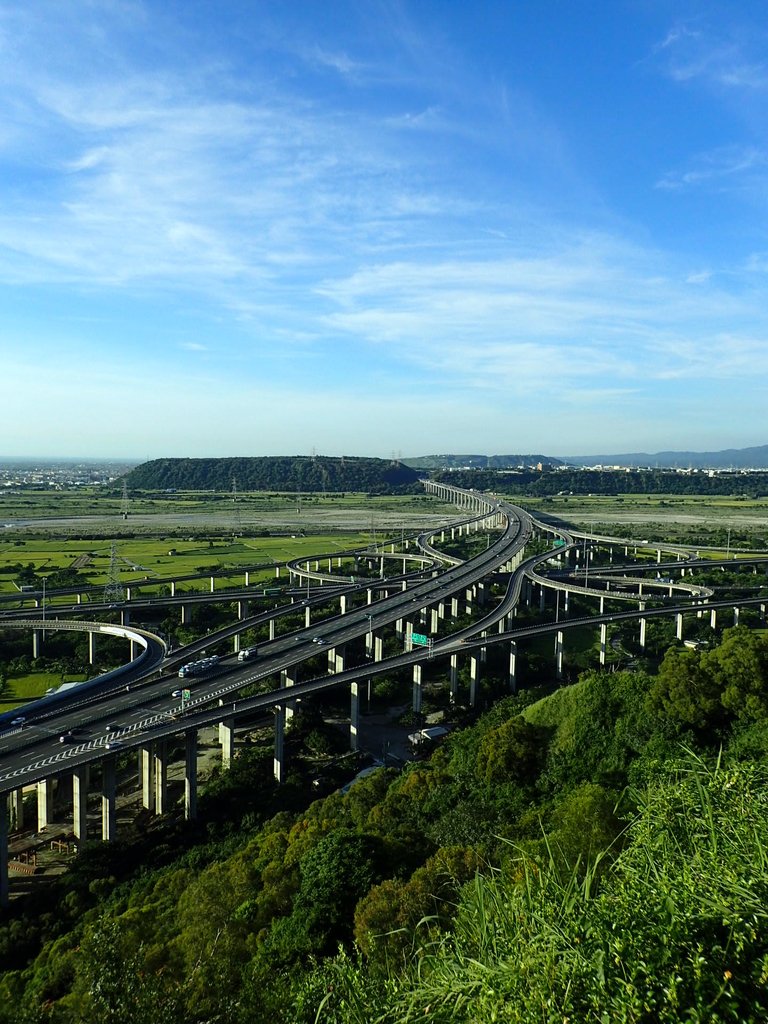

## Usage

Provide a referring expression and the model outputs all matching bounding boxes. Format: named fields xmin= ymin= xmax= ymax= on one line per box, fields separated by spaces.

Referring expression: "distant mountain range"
xmin=406 ymin=445 xmax=768 ymax=471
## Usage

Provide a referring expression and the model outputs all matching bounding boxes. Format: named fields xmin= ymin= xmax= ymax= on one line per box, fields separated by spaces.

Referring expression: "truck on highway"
xmin=178 ymin=655 xmax=221 ymax=678
xmin=237 ymin=646 xmax=258 ymax=662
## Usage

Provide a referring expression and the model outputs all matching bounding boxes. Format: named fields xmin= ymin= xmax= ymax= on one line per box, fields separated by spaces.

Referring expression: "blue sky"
xmin=1 ymin=1 xmax=768 ymax=460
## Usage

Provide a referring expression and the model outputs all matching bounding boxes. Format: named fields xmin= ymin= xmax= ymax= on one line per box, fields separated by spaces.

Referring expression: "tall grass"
xmin=307 ymin=753 xmax=768 ymax=1023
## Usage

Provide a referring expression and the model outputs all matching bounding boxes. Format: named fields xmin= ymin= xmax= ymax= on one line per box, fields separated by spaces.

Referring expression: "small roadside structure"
xmin=407 ymin=726 xmax=449 ymax=747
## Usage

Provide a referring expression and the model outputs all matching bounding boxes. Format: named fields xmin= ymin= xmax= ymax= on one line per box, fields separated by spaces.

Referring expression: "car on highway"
xmin=59 ymin=731 xmax=74 ymax=743
xmin=105 ymin=740 xmax=122 ymax=750
xmin=11 ymin=716 xmax=26 ymax=727
xmin=312 ymin=636 xmax=326 ymax=644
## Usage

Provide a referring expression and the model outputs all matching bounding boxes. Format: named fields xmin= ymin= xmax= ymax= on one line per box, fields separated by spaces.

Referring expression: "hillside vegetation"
xmin=1 ymin=626 xmax=768 ymax=1021
xmin=121 ymin=456 xmax=422 ymax=493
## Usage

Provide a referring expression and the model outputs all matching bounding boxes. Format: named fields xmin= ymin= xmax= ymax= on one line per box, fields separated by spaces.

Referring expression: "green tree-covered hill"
xmin=120 ymin=456 xmax=422 ymax=493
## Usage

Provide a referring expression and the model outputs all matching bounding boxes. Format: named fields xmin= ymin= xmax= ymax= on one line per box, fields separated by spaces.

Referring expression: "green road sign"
xmin=411 ymin=632 xmax=429 ymax=646
xmin=182 ymin=689 xmax=191 ymax=700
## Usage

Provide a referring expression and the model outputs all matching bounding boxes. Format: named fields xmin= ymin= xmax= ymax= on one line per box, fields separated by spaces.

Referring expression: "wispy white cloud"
xmin=651 ymin=19 xmax=768 ymax=90
xmin=656 ymin=145 xmax=767 ymax=191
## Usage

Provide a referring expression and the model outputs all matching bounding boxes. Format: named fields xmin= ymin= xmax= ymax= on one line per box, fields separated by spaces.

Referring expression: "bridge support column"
xmin=509 ymin=641 xmax=517 ymax=692
xmin=101 ymin=758 xmax=116 ymax=842
xmin=219 ymin=718 xmax=235 ymax=769
xmin=555 ymin=630 xmax=564 ymax=680
xmin=282 ymin=666 xmax=297 ymax=721
xmin=711 ymin=608 xmax=718 ymax=630
xmin=233 ymin=632 xmax=241 ymax=654
xmin=599 ymin=623 xmax=607 ymax=667
xmin=0 ymin=793 xmax=7 ymax=908
xmin=676 ymin=613 xmax=683 ymax=641
xmin=639 ymin=604 xmax=647 ymax=650
xmin=37 ymin=779 xmax=53 ymax=831
xmin=32 ymin=629 xmax=42 ymax=658
xmin=449 ymin=653 xmax=459 ymax=702
xmin=734 ymin=606 xmax=740 ymax=626
xmin=269 ymin=618 xmax=276 ymax=641
xmin=563 ymin=590 xmax=569 ymax=615
xmin=209 ymin=576 xmax=216 ymax=593
xmin=154 ymin=741 xmax=168 ymax=816
xmin=305 ymin=606 xmax=312 ymax=628
xmin=73 ymin=768 xmax=88 ymax=842
xmin=141 ymin=745 xmax=155 ymax=811
xmin=121 ymin=609 xmax=131 ymax=627
xmin=469 ymin=654 xmax=480 ymax=707
xmin=274 ymin=706 xmax=285 ymax=784
xmin=88 ymin=631 xmax=97 ymax=665
xmin=430 ymin=607 xmax=439 ymax=633
xmin=130 ymin=638 xmax=140 ymax=660
xmin=237 ymin=599 xmax=249 ymax=620
xmin=340 ymin=594 xmax=349 ymax=615
xmin=185 ymin=729 xmax=198 ymax=821
xmin=350 ymin=682 xmax=360 ymax=751
xmin=539 ymin=587 xmax=546 ymax=612
xmin=412 ymin=664 xmax=423 ymax=713
xmin=10 ymin=789 xmax=23 ymax=831
xmin=181 ymin=604 xmax=191 ymax=625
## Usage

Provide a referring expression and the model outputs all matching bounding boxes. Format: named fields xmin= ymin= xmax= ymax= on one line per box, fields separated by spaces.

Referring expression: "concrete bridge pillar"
xmin=10 ymin=789 xmax=23 ymax=832
xmin=599 ymin=595 xmax=605 ymax=615
xmin=237 ymin=599 xmax=249 ymax=619
xmin=141 ymin=745 xmax=155 ymax=811
xmin=555 ymin=630 xmax=564 ymax=680
xmin=32 ymin=630 xmax=42 ymax=658
xmin=734 ymin=606 xmax=740 ymax=626
xmin=711 ymin=608 xmax=717 ymax=630
xmin=73 ymin=768 xmax=88 ymax=842
xmin=639 ymin=603 xmax=647 ymax=650
xmin=469 ymin=654 xmax=480 ymax=707
xmin=374 ymin=635 xmax=384 ymax=661
xmin=102 ymin=757 xmax=116 ymax=842
xmin=451 ymin=596 xmax=459 ymax=618
xmin=340 ymin=594 xmax=349 ymax=615
xmin=449 ymin=653 xmax=459 ymax=703
xmin=154 ymin=740 xmax=168 ymax=816
xmin=509 ymin=641 xmax=517 ymax=692
xmin=412 ymin=664 xmax=422 ymax=713
xmin=275 ymin=565 xmax=281 ymax=578
xmin=539 ymin=586 xmax=546 ymax=612
xmin=274 ymin=705 xmax=285 ymax=784
xmin=181 ymin=604 xmax=191 ymax=625
xmin=88 ymin=631 xmax=98 ymax=665
xmin=233 ymin=632 xmax=241 ymax=654
xmin=170 ymin=580 xmax=176 ymax=597
xmin=121 ymin=609 xmax=131 ymax=627
xmin=282 ymin=666 xmax=297 ymax=721
xmin=563 ymin=590 xmax=569 ymax=615
xmin=430 ymin=607 xmax=439 ymax=633
xmin=350 ymin=682 xmax=360 ymax=751
xmin=185 ymin=729 xmax=198 ymax=821
xmin=599 ymin=623 xmax=607 ymax=667
xmin=219 ymin=717 xmax=235 ymax=768
xmin=676 ymin=613 xmax=683 ymax=641
xmin=130 ymin=638 xmax=140 ymax=660
xmin=210 ymin=576 xmax=216 ymax=593
xmin=37 ymin=778 xmax=53 ymax=831
xmin=269 ymin=618 xmax=276 ymax=641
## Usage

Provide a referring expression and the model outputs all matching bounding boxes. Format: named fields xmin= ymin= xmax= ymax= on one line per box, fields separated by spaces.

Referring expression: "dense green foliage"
xmin=2 ymin=627 xmax=768 ymax=1021
xmin=121 ymin=456 xmax=422 ymax=493
xmin=436 ymin=467 xmax=768 ymax=497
